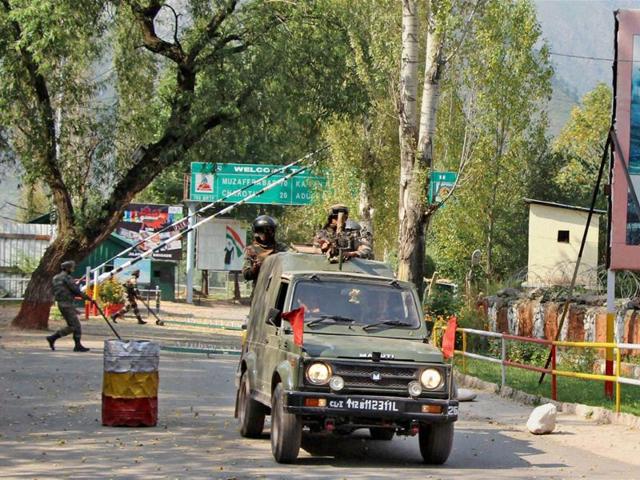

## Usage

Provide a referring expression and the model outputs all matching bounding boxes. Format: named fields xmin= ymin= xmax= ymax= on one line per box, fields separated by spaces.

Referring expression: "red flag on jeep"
xmin=282 ymin=307 xmax=305 ymax=347
xmin=441 ymin=316 xmax=457 ymax=359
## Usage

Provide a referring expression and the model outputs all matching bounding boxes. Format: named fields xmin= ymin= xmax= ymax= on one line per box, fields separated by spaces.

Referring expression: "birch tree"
xmin=397 ymin=0 xmax=484 ymax=292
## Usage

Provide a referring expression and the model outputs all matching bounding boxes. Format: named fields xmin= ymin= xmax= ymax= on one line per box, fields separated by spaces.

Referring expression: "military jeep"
xmin=235 ymin=253 xmax=458 ymax=464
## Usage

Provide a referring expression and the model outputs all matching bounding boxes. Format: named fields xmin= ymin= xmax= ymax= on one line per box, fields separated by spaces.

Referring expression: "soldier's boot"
xmin=46 ymin=332 xmax=60 ymax=351
xmin=136 ymin=316 xmax=147 ymax=325
xmin=110 ymin=313 xmax=118 ymax=324
xmin=73 ymin=335 xmax=90 ymax=352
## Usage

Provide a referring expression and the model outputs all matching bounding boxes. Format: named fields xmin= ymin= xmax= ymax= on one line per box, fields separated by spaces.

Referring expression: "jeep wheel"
xmin=418 ymin=422 xmax=454 ymax=464
xmin=369 ymin=427 xmax=394 ymax=441
xmin=270 ymin=383 xmax=302 ymax=463
xmin=238 ymin=372 xmax=265 ymax=438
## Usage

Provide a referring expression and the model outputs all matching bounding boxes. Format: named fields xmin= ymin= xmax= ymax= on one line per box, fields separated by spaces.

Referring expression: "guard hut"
xmin=524 ymin=199 xmax=604 ymax=289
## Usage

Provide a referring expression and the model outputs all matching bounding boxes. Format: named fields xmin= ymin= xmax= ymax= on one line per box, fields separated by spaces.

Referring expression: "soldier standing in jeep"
xmin=313 ymin=204 xmax=373 ymax=260
xmin=242 ymin=215 xmax=288 ymax=286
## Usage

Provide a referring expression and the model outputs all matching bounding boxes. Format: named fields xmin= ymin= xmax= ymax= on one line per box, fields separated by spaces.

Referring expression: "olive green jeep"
xmin=235 ymin=253 xmax=458 ymax=464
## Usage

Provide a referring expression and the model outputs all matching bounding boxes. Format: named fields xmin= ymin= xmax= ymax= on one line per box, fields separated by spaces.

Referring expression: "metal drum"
xmin=102 ymin=339 xmax=159 ymax=427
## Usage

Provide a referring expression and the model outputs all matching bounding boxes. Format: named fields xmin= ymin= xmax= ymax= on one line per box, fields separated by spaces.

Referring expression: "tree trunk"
xmin=397 ymin=0 xmax=443 ymax=296
xmin=397 ymin=0 xmax=420 ymax=285
xmin=359 ymin=115 xmax=374 ymax=240
xmin=12 ymin=234 xmax=86 ymax=330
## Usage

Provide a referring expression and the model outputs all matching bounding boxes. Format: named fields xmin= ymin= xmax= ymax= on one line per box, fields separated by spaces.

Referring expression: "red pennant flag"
xmin=282 ymin=307 xmax=305 ymax=347
xmin=441 ymin=315 xmax=458 ymax=359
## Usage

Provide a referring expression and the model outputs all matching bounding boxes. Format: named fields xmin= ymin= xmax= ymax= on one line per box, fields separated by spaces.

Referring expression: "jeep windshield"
xmin=291 ymin=279 xmax=421 ymax=329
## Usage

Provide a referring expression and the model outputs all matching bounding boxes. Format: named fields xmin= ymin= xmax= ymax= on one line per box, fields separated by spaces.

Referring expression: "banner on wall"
xmin=196 ymin=219 xmax=247 ymax=271
xmin=611 ymin=10 xmax=640 ymax=270
xmin=115 ymin=204 xmax=184 ymax=261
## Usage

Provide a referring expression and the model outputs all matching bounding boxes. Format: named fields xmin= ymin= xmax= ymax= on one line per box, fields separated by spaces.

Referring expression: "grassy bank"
xmin=456 ymin=357 xmax=640 ymax=417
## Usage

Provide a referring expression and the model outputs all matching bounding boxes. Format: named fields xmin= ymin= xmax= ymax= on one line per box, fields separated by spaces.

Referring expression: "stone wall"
xmin=477 ymin=294 xmax=640 ymax=350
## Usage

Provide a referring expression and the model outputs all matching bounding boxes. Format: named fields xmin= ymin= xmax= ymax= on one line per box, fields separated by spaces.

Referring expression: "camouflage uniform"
xmin=52 ymin=271 xmax=90 ymax=337
xmin=47 ymin=266 xmax=91 ymax=351
xmin=112 ymin=274 xmax=145 ymax=324
xmin=313 ymin=225 xmax=373 ymax=260
xmin=242 ymin=241 xmax=288 ymax=286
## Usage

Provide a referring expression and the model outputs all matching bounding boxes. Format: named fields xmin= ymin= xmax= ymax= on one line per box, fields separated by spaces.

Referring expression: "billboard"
xmin=196 ymin=219 xmax=247 ymax=271
xmin=115 ymin=203 xmax=185 ymax=261
xmin=611 ymin=10 xmax=640 ymax=270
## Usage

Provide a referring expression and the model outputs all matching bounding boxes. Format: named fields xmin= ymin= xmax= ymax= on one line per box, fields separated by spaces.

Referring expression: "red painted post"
xmin=551 ymin=345 xmax=557 ymax=401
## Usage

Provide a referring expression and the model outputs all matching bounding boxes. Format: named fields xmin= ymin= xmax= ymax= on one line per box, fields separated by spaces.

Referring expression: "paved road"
xmin=2 ymin=308 xmax=640 ymax=478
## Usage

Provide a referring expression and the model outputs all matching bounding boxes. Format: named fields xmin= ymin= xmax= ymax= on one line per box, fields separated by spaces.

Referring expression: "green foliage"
xmin=486 ymin=339 xmax=547 ymax=367
xmin=424 ymin=289 xmax=461 ymax=317
xmin=558 ymin=347 xmax=597 ymax=373
xmin=430 ymin=0 xmax=552 ymax=284
xmin=97 ymin=279 xmax=125 ymax=306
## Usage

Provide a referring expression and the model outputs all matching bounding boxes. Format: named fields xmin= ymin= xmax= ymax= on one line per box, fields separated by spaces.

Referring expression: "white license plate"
xmin=327 ymin=398 xmax=401 ymax=412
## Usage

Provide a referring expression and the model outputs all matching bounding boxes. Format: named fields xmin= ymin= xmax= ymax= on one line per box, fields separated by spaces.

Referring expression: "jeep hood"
xmin=302 ymin=333 xmax=443 ymax=363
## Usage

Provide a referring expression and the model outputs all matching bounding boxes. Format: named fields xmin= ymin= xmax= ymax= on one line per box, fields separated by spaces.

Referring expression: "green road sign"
xmin=190 ymin=163 xmax=325 ymax=205
xmin=429 ymin=171 xmax=457 ymax=203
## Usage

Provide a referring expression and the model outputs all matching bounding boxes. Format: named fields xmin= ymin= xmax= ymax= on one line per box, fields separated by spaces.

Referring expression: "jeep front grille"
xmin=331 ymin=362 xmax=419 ymax=391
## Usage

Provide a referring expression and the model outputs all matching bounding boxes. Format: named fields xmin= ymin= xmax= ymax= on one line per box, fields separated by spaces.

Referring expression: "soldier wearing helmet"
xmin=46 ymin=260 xmax=94 ymax=352
xmin=313 ymin=204 xmax=373 ymax=260
xmin=111 ymin=269 xmax=149 ymax=325
xmin=242 ymin=215 xmax=288 ymax=286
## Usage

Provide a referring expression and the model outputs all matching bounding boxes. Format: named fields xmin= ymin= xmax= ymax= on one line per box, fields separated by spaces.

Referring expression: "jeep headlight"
xmin=306 ymin=362 xmax=332 ymax=385
xmin=420 ymin=368 xmax=443 ymax=390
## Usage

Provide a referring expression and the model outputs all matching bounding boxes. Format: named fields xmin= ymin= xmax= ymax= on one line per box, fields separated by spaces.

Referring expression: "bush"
xmin=558 ymin=347 xmax=597 ymax=373
xmin=97 ymin=279 xmax=125 ymax=306
xmin=424 ymin=288 xmax=460 ymax=317
xmin=488 ymin=340 xmax=548 ymax=367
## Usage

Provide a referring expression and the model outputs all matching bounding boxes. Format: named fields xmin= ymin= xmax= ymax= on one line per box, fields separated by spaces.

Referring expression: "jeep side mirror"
xmin=266 ymin=307 xmax=282 ymax=328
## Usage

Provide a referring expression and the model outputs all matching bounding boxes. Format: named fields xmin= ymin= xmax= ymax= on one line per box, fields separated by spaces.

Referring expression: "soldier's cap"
xmin=329 ymin=204 xmax=349 ymax=216
xmin=61 ymin=260 xmax=75 ymax=271
xmin=132 ymin=269 xmax=141 ymax=276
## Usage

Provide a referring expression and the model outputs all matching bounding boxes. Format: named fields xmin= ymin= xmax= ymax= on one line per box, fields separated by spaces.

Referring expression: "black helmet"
xmin=61 ymin=260 xmax=75 ymax=272
xmin=253 ymin=215 xmax=277 ymax=233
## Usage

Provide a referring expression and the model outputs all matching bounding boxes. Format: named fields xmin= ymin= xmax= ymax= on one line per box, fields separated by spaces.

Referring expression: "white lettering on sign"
xmin=344 ymin=398 xmax=399 ymax=412
xmin=329 ymin=400 xmax=344 ymax=408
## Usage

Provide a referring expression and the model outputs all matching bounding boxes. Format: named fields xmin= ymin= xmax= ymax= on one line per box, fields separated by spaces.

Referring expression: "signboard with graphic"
xmin=190 ymin=162 xmax=325 ymax=205
xmin=115 ymin=203 xmax=184 ymax=261
xmin=429 ymin=171 xmax=457 ymax=203
xmin=611 ymin=10 xmax=640 ymax=270
xmin=196 ymin=219 xmax=247 ymax=271
xmin=114 ymin=258 xmax=152 ymax=284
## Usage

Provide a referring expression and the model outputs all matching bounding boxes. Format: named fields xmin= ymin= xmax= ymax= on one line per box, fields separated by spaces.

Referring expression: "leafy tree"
xmin=429 ymin=0 xmax=552 ymax=284
xmin=553 ymin=83 xmax=612 ymax=208
xmin=1 ymin=0 xmax=361 ymax=329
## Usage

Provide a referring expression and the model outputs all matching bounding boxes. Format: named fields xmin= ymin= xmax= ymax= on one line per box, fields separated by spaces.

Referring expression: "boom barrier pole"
xmin=83 ymin=162 xmax=317 ymax=290
xmin=86 ymin=148 xmax=327 ymax=277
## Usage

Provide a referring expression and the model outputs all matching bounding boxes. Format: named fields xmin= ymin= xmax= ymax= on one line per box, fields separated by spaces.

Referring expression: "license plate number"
xmin=328 ymin=398 xmax=401 ymax=412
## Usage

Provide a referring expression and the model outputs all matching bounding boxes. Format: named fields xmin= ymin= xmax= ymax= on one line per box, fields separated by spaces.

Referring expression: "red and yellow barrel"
xmin=102 ymin=340 xmax=159 ymax=427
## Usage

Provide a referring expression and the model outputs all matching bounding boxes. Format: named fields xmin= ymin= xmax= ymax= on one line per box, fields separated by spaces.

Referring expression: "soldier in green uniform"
xmin=46 ymin=260 xmax=94 ymax=352
xmin=313 ymin=204 xmax=373 ymax=261
xmin=242 ymin=215 xmax=288 ymax=286
xmin=111 ymin=269 xmax=147 ymax=325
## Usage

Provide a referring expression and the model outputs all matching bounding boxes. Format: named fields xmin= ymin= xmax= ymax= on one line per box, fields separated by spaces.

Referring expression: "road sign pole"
xmin=186 ymin=201 xmax=197 ymax=304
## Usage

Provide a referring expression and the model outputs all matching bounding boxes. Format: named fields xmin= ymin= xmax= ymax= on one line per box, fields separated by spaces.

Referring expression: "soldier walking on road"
xmin=242 ymin=215 xmax=288 ymax=286
xmin=46 ymin=260 xmax=94 ymax=352
xmin=111 ymin=269 xmax=147 ymax=325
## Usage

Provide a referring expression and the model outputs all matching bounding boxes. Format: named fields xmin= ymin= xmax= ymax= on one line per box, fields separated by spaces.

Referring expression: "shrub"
xmin=97 ymin=279 xmax=125 ymax=306
xmin=558 ymin=347 xmax=597 ymax=373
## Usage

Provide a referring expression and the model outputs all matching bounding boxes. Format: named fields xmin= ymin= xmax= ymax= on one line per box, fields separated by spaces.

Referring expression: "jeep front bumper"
xmin=284 ymin=391 xmax=458 ymax=422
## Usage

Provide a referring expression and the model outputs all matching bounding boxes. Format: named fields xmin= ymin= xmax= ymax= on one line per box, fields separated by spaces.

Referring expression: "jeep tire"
xmin=418 ymin=421 xmax=454 ymax=464
xmin=238 ymin=372 xmax=265 ymax=438
xmin=270 ymin=383 xmax=302 ymax=463
xmin=369 ymin=427 xmax=395 ymax=441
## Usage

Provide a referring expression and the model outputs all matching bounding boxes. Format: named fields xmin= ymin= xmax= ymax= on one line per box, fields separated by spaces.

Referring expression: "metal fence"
xmin=434 ymin=325 xmax=640 ymax=413
xmin=0 ymin=275 xmax=31 ymax=299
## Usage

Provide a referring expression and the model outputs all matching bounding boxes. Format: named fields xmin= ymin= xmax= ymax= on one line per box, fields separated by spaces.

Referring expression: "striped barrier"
xmin=433 ymin=324 xmax=640 ymax=413
xmin=102 ymin=340 xmax=159 ymax=427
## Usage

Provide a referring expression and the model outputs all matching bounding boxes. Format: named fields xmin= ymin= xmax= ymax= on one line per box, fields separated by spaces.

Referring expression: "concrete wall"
xmin=527 ymin=203 xmax=600 ymax=288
